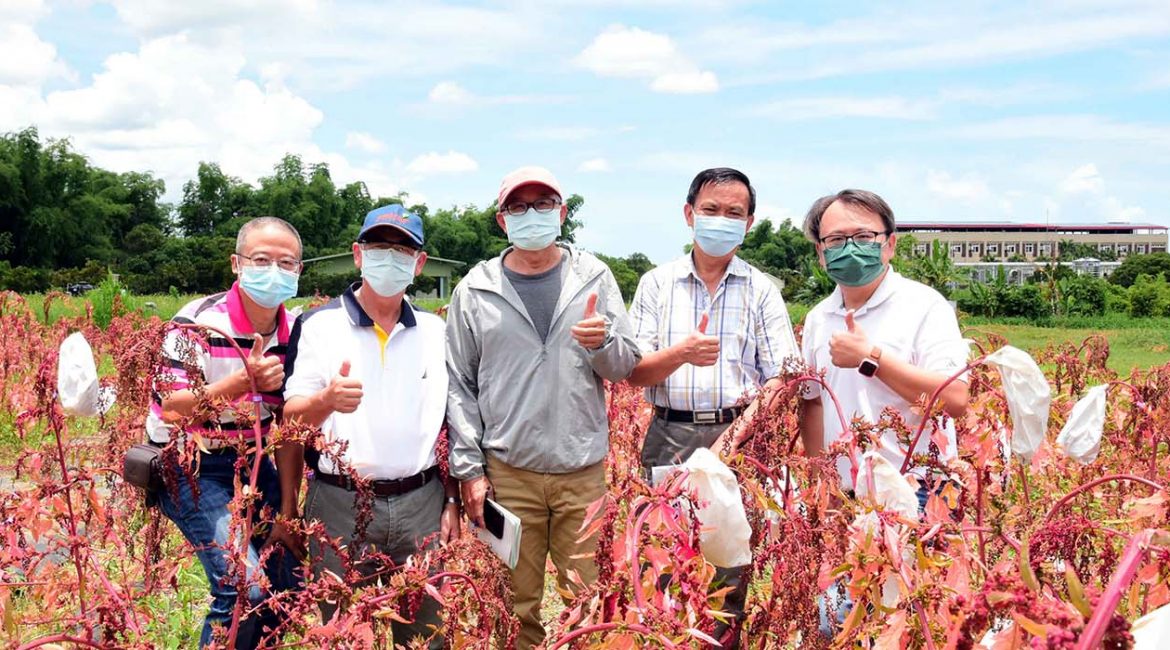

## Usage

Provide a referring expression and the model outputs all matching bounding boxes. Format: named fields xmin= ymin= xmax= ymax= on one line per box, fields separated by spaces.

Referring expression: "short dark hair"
xmin=803 ymin=189 xmax=895 ymax=244
xmin=686 ymin=167 xmax=756 ymax=215
xmin=236 ymin=216 xmax=302 ymax=255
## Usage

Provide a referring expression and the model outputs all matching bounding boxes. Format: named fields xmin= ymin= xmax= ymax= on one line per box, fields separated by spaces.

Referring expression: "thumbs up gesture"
xmin=323 ymin=360 xmax=364 ymax=413
xmin=244 ymin=333 xmax=285 ymax=392
xmin=679 ymin=312 xmax=720 ymax=367
xmin=829 ymin=309 xmax=871 ymax=368
xmin=571 ymin=292 xmax=610 ymax=350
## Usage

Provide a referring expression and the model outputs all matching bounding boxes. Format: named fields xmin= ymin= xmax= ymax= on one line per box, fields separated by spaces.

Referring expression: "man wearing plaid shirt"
xmin=627 ymin=167 xmax=798 ymax=647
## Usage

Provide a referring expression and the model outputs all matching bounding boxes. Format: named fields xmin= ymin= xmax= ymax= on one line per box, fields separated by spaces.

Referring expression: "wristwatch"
xmin=445 ymin=495 xmax=461 ymax=508
xmin=858 ymin=346 xmax=882 ymax=377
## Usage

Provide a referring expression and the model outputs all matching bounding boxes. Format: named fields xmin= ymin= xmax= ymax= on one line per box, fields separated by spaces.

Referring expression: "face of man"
xmin=684 ymin=181 xmax=754 ymax=230
xmin=495 ymin=183 xmax=566 ymax=233
xmin=815 ymin=199 xmax=896 ymax=269
xmin=352 ymin=227 xmax=427 ymax=277
xmin=231 ymin=225 xmax=302 ymax=277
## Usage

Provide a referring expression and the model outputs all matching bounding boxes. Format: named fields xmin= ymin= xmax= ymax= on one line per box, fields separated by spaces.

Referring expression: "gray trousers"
xmin=641 ymin=416 xmax=747 ymax=648
xmin=305 ymin=476 xmax=443 ymax=649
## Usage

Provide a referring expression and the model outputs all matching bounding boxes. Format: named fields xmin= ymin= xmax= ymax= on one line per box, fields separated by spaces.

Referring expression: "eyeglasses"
xmin=365 ymin=240 xmax=425 ymax=256
xmin=237 ymin=254 xmax=302 ymax=272
xmin=819 ymin=230 xmax=888 ymax=249
xmin=503 ymin=198 xmax=561 ymax=216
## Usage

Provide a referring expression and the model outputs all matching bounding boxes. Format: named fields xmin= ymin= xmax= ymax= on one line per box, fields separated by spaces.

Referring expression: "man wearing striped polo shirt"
xmin=627 ymin=167 xmax=799 ymax=646
xmin=148 ymin=216 xmax=304 ymax=649
xmin=281 ymin=205 xmax=458 ymax=649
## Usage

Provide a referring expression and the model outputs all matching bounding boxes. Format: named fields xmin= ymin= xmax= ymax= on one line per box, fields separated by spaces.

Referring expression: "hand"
xmin=678 ymin=313 xmax=720 ymax=367
xmin=440 ymin=500 xmax=461 ymax=544
xmin=828 ymin=310 xmax=871 ymax=368
xmin=460 ymin=476 xmax=493 ymax=528
xmin=710 ymin=422 xmax=743 ymax=458
xmin=245 ymin=333 xmax=285 ymax=393
xmin=323 ymin=360 xmax=363 ymax=413
xmin=262 ymin=515 xmax=306 ymax=561
xmin=570 ymin=292 xmax=608 ymax=350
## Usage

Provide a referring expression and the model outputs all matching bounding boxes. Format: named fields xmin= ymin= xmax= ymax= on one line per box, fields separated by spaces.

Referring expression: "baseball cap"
xmin=358 ymin=204 xmax=424 ymax=248
xmin=498 ymin=166 xmax=563 ymax=208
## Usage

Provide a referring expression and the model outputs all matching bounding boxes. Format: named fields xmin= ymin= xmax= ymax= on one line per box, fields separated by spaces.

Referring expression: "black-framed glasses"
xmin=819 ymin=230 xmax=888 ymax=249
xmin=237 ymin=254 xmax=302 ymax=272
xmin=503 ymin=198 xmax=561 ymax=216
xmin=360 ymin=241 xmax=419 ymax=257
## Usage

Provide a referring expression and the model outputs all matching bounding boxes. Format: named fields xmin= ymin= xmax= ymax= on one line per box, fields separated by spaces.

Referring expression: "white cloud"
xmin=427 ymin=81 xmax=475 ymax=105
xmin=949 ymin=114 xmax=1170 ymax=145
xmin=578 ymin=157 xmax=612 ymax=173
xmin=751 ymin=96 xmax=936 ymax=121
xmin=0 ymin=9 xmax=70 ymax=87
xmin=1101 ymin=196 xmax=1145 ymax=223
xmin=574 ymin=24 xmax=719 ymax=94
xmin=1060 ymin=163 xmax=1104 ymax=194
xmin=345 ymin=131 xmax=385 ymax=154
xmin=926 ymin=170 xmax=990 ymax=201
xmin=404 ymin=151 xmax=478 ymax=175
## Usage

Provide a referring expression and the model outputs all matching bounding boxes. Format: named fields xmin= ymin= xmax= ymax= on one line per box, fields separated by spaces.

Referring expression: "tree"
xmin=899 ymin=239 xmax=966 ymax=298
xmin=1109 ymin=253 xmax=1170 ymax=288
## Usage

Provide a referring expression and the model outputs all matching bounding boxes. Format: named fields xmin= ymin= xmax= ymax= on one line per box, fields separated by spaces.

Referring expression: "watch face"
xmin=859 ymin=358 xmax=878 ymax=377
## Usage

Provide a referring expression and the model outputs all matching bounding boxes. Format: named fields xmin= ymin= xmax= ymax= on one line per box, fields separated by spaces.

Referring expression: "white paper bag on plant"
xmin=853 ymin=451 xmax=919 ymax=519
xmin=57 ymin=332 xmax=101 ymax=417
xmin=1055 ymin=384 xmax=1107 ymax=464
xmin=984 ymin=346 xmax=1051 ymax=461
xmin=681 ymin=448 xmax=752 ymax=568
xmin=1132 ymin=602 xmax=1170 ymax=649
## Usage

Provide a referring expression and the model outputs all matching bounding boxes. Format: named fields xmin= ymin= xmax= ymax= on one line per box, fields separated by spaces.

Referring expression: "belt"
xmin=149 ymin=438 xmax=260 ymax=454
xmin=314 ymin=466 xmax=439 ymax=498
xmin=654 ymin=406 xmax=743 ymax=425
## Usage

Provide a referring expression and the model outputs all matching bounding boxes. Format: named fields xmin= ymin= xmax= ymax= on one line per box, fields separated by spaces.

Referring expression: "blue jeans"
xmin=818 ymin=485 xmax=935 ymax=637
xmin=159 ymin=449 xmax=302 ymax=649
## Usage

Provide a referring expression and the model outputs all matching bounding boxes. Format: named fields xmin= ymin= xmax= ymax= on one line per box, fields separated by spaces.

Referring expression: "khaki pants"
xmin=486 ymin=456 xmax=606 ymax=650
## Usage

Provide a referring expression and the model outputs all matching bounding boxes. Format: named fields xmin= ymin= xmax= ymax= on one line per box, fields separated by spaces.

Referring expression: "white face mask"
xmin=361 ymin=248 xmax=418 ymax=296
xmin=505 ymin=208 xmax=561 ymax=251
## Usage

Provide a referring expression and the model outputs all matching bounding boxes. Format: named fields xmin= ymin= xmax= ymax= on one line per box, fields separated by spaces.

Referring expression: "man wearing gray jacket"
xmin=446 ymin=166 xmax=641 ymax=649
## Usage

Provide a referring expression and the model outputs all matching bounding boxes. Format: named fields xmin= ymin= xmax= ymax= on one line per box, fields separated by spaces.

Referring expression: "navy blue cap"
xmin=358 ymin=204 xmax=424 ymax=248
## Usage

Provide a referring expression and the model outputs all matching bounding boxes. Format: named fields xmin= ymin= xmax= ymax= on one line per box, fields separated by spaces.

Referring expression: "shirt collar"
xmin=341 ymin=282 xmax=418 ymax=329
xmin=674 ymin=253 xmax=752 ymax=282
xmin=225 ymin=281 xmax=290 ymax=343
xmin=826 ymin=268 xmax=902 ymax=316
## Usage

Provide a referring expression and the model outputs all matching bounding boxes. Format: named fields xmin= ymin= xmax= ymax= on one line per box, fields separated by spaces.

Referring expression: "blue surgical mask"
xmin=505 ymin=208 xmax=561 ymax=251
xmin=239 ymin=265 xmax=299 ymax=308
xmin=361 ymin=249 xmax=418 ymax=296
xmin=693 ymin=215 xmax=747 ymax=257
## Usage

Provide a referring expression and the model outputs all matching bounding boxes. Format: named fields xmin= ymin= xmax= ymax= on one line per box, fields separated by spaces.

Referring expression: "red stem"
xmin=1074 ymin=530 xmax=1156 ymax=650
xmin=1043 ymin=474 xmax=1165 ymax=523
xmin=900 ymin=357 xmax=985 ymax=474
xmin=547 ymin=622 xmax=678 ymax=649
xmin=49 ymin=411 xmax=89 ymax=623
xmin=172 ymin=322 xmax=265 ymax=648
xmin=16 ymin=636 xmax=110 ymax=650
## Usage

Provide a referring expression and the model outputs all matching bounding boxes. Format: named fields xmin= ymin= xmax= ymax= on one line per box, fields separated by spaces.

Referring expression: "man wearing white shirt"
xmin=281 ymin=205 xmax=459 ymax=649
xmin=626 ymin=167 xmax=799 ymax=647
xmin=797 ymin=189 xmax=970 ymax=494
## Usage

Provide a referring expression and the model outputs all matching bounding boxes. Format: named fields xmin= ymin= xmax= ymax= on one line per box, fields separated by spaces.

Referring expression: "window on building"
xmin=987 ymin=244 xmax=1000 ymax=257
xmin=1118 ymin=244 xmax=1130 ymax=256
xmin=1100 ymin=244 xmax=1114 ymax=253
xmin=915 ymin=244 xmax=928 ymax=256
xmin=1005 ymin=244 xmax=1018 ymax=257
xmin=1024 ymin=243 xmax=1035 ymax=257
xmin=967 ymin=243 xmax=982 ymax=257
xmin=1137 ymin=244 xmax=1148 ymax=254
xmin=950 ymin=244 xmax=963 ymax=257
xmin=1039 ymin=243 xmax=1052 ymax=256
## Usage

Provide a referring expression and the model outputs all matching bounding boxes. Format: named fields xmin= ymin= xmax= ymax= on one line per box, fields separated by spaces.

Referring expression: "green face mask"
xmin=823 ymin=240 xmax=886 ymax=287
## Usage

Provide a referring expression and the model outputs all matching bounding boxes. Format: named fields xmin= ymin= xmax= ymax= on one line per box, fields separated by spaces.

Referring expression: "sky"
xmin=2 ymin=0 xmax=1169 ymax=263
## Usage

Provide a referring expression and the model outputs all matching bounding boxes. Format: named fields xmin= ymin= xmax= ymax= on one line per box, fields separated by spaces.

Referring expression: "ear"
xmin=496 ymin=211 xmax=508 ymax=233
xmin=352 ymin=242 xmax=362 ymax=270
xmin=883 ymin=233 xmax=897 ymax=264
xmin=745 ymin=215 xmax=755 ymax=232
xmin=414 ymin=251 xmax=428 ymax=276
xmin=231 ymin=254 xmax=241 ymax=275
xmin=558 ymin=203 xmax=568 ymax=225
xmin=816 ymin=244 xmax=827 ymax=268
xmin=684 ymin=204 xmax=695 ymax=229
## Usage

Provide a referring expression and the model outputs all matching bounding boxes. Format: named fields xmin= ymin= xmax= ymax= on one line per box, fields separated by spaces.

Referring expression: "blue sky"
xmin=2 ymin=0 xmax=1169 ymax=262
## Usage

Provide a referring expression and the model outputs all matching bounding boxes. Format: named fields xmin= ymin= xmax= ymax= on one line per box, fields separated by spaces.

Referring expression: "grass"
xmin=963 ymin=320 xmax=1170 ymax=375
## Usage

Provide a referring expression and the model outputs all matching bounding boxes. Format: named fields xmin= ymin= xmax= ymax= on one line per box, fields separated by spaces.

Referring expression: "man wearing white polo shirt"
xmin=798 ymin=189 xmax=970 ymax=495
xmin=281 ymin=204 xmax=458 ymax=649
